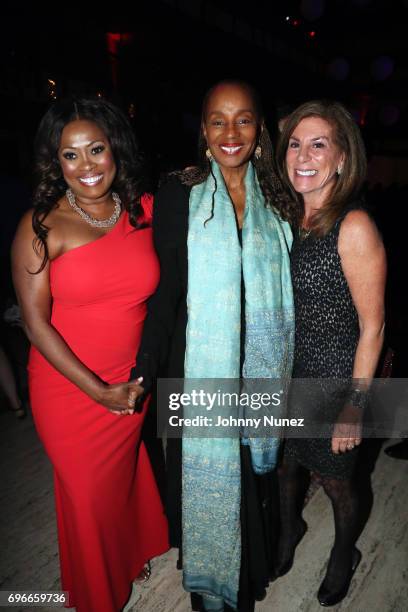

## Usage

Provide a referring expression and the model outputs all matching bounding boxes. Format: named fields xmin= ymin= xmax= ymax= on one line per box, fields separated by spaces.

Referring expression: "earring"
xmin=337 ymin=164 xmax=343 ymax=175
xmin=254 ymin=145 xmax=262 ymax=160
xmin=206 ymin=148 xmax=213 ymax=161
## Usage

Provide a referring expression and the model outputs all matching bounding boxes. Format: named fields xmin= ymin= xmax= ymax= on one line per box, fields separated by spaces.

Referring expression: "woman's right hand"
xmin=96 ymin=378 xmax=145 ymax=415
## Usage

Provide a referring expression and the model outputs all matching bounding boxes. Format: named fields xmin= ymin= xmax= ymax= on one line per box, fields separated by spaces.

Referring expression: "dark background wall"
xmin=1 ymin=0 xmax=407 ymax=173
xmin=1 ymin=0 xmax=407 ymax=370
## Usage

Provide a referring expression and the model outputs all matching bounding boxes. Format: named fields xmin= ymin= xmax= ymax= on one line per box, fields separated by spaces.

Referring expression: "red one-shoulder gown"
xmin=28 ymin=200 xmax=169 ymax=612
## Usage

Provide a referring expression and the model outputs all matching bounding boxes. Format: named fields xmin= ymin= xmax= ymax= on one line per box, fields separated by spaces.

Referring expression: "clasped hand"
xmin=98 ymin=377 xmax=145 ymax=415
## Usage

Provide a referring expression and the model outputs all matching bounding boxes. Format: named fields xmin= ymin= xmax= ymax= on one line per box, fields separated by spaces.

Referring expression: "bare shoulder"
xmin=15 ymin=200 xmax=64 ymax=233
xmin=338 ymin=209 xmax=383 ymax=256
xmin=13 ymin=208 xmax=36 ymax=242
xmin=12 ymin=200 xmax=65 ymax=264
xmin=11 ymin=208 xmax=44 ymax=272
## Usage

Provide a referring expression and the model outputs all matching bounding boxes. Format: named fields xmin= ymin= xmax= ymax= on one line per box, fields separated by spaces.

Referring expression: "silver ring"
xmin=347 ymin=443 xmax=354 ymax=450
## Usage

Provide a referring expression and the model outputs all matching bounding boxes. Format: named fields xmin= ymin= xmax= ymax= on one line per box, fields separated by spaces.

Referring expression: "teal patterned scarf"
xmin=182 ymin=161 xmax=294 ymax=610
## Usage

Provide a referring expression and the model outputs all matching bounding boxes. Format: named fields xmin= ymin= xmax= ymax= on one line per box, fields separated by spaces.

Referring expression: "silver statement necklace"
xmin=66 ymin=188 xmax=122 ymax=228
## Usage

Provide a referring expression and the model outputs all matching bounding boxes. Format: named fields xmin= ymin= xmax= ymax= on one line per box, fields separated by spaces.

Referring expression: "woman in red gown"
xmin=12 ymin=98 xmax=169 ymax=612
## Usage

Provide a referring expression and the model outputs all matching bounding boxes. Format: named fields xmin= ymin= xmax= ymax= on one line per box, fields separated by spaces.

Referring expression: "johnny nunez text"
xmin=168 ymin=415 xmax=304 ymax=428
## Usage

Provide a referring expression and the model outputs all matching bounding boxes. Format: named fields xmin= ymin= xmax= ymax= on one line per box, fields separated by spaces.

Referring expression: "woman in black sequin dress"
xmin=274 ymin=101 xmax=386 ymax=606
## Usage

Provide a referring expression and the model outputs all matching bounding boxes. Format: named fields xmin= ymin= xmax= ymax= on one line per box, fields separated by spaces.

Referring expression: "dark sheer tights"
xmin=319 ymin=475 xmax=359 ymax=592
xmin=275 ymin=457 xmax=309 ymax=576
xmin=277 ymin=456 xmax=359 ymax=590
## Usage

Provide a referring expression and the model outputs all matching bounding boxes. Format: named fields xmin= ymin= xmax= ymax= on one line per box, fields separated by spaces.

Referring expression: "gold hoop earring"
xmin=254 ymin=145 xmax=262 ymax=160
xmin=206 ymin=148 xmax=213 ymax=161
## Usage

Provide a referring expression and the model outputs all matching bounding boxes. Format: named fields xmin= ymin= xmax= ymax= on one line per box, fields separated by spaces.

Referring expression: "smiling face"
xmin=202 ymin=83 xmax=259 ymax=171
xmin=285 ymin=116 xmax=345 ymax=206
xmin=58 ymin=119 xmax=116 ymax=204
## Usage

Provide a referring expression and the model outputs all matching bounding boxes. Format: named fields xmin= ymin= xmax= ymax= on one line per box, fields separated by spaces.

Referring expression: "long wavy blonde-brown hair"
xmin=276 ymin=100 xmax=367 ymax=236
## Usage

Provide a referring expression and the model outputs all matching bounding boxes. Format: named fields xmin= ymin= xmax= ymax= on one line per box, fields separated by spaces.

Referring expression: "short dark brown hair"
xmin=276 ymin=100 xmax=367 ymax=236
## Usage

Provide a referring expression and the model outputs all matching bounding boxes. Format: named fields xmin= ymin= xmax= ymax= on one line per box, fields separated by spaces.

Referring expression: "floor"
xmin=1 ymin=409 xmax=407 ymax=612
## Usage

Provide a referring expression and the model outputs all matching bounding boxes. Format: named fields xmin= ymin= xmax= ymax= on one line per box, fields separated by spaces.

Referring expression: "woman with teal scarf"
xmin=132 ymin=80 xmax=298 ymax=611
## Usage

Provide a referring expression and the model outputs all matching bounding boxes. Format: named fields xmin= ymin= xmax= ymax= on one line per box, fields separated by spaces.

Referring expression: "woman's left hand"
xmin=124 ymin=378 xmax=145 ymax=415
xmin=107 ymin=378 xmax=145 ymax=416
xmin=331 ymin=404 xmax=362 ymax=454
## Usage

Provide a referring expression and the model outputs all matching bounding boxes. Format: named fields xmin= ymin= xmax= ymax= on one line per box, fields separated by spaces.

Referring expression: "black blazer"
xmin=131 ymin=176 xmax=190 ymax=387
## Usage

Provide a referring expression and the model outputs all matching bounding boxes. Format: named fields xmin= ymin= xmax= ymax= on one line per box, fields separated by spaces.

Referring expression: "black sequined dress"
xmin=285 ymin=207 xmax=361 ymax=478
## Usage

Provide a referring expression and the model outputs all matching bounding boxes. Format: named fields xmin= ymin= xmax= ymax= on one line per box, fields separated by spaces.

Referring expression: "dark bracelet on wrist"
xmin=347 ymin=387 xmax=369 ymax=410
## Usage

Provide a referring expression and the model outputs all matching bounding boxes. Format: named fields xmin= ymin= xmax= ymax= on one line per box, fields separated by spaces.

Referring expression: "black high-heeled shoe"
xmin=273 ymin=518 xmax=308 ymax=579
xmin=384 ymin=440 xmax=408 ymax=460
xmin=317 ymin=547 xmax=362 ymax=607
xmin=134 ymin=561 xmax=151 ymax=583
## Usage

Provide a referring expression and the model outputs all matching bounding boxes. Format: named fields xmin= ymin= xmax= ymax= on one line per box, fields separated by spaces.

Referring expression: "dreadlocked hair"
xmin=32 ymin=96 xmax=148 ymax=272
xmin=170 ymin=79 xmax=298 ymax=226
